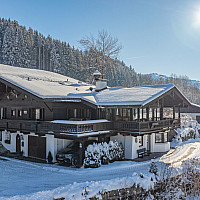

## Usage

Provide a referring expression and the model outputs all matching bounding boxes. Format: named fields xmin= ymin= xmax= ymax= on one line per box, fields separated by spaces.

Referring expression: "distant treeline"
xmin=0 ymin=18 xmax=199 ymax=104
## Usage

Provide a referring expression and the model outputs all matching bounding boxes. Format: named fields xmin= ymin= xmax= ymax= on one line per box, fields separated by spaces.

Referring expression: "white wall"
xmin=22 ymin=134 xmax=28 ymax=157
xmin=46 ymin=134 xmax=56 ymax=162
xmin=111 ymin=133 xmax=170 ymax=159
xmin=2 ymin=131 xmax=17 ymax=152
xmin=111 ymin=135 xmax=140 ymax=159
xmin=46 ymin=135 xmax=72 ymax=162
xmin=110 ymin=134 xmax=125 ymax=147
xmin=151 ymin=133 xmax=170 ymax=152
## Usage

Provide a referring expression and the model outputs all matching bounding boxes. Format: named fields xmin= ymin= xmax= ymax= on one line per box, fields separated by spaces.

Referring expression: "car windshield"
xmin=67 ymin=142 xmax=75 ymax=148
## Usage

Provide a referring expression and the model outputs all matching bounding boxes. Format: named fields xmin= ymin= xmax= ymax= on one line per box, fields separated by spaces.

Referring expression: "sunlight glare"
xmin=192 ymin=7 xmax=200 ymax=28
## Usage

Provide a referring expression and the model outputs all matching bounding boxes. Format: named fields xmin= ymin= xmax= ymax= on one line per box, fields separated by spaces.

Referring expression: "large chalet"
xmin=0 ymin=64 xmax=192 ymax=166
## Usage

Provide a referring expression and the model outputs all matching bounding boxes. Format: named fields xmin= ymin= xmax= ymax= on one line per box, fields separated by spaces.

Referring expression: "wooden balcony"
xmin=114 ymin=118 xmax=180 ymax=133
xmin=0 ymin=118 xmax=180 ymax=137
xmin=0 ymin=119 xmax=113 ymax=136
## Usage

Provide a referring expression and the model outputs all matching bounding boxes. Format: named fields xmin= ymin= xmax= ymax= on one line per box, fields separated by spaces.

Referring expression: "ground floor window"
xmin=138 ymin=136 xmax=143 ymax=147
xmin=5 ymin=132 xmax=11 ymax=144
xmin=164 ymin=132 xmax=168 ymax=142
xmin=155 ymin=133 xmax=162 ymax=143
xmin=155 ymin=132 xmax=168 ymax=143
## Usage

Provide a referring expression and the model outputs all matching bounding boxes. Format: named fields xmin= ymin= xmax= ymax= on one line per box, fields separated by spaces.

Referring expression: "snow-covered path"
xmin=160 ymin=142 xmax=200 ymax=167
xmin=0 ymin=156 xmax=154 ymax=198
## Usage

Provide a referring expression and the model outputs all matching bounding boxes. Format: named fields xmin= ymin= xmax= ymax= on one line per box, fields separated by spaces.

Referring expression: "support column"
xmin=160 ymin=107 xmax=163 ymax=120
xmin=137 ymin=108 xmax=140 ymax=122
xmin=146 ymin=107 xmax=149 ymax=121
xmin=173 ymin=106 xmax=175 ymax=119
xmin=152 ymin=108 xmax=155 ymax=121
xmin=78 ymin=141 xmax=83 ymax=168
xmin=130 ymin=108 xmax=133 ymax=121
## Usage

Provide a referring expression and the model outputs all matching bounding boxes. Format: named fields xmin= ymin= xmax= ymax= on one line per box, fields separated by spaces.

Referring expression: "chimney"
xmin=93 ymin=70 xmax=107 ymax=92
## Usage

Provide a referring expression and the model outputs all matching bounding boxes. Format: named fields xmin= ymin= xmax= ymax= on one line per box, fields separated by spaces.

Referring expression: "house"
xmin=180 ymin=103 xmax=200 ymax=123
xmin=0 ymin=64 xmax=192 ymax=166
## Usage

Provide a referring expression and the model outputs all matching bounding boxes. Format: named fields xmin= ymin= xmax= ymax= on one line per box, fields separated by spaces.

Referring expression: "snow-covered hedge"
xmin=84 ymin=141 xmax=124 ymax=168
xmin=171 ymin=114 xmax=200 ymax=147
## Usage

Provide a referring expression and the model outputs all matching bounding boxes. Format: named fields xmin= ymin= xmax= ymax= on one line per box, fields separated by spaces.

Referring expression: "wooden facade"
xmin=0 ymin=65 xmax=194 ymax=165
xmin=0 ymin=78 xmax=190 ymax=138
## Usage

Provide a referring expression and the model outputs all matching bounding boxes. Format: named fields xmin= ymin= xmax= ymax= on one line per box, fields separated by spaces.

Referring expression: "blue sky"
xmin=0 ymin=0 xmax=200 ymax=80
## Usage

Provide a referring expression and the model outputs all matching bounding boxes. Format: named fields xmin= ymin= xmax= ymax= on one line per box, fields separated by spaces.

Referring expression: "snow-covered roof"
xmin=51 ymin=119 xmax=109 ymax=125
xmin=93 ymin=84 xmax=175 ymax=106
xmin=0 ymin=64 xmax=178 ymax=107
xmin=0 ymin=64 xmax=93 ymax=99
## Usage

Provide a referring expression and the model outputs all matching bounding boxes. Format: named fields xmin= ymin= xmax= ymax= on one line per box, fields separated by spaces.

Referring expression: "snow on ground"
xmin=1 ymin=114 xmax=200 ymax=199
xmin=160 ymin=141 xmax=200 ymax=168
xmin=0 ymin=157 xmax=156 ymax=199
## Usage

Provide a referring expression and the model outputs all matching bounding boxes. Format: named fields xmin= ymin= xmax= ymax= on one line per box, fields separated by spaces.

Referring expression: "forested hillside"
xmin=0 ymin=18 xmax=199 ymax=104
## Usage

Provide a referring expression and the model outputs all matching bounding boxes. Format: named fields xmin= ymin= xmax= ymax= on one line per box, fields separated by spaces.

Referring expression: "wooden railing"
xmin=0 ymin=119 xmax=113 ymax=135
xmin=0 ymin=118 xmax=180 ymax=135
xmin=114 ymin=118 xmax=180 ymax=132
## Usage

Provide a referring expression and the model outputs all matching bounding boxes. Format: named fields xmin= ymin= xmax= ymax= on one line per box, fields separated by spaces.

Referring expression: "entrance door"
xmin=146 ymin=134 xmax=151 ymax=152
xmin=16 ymin=134 xmax=21 ymax=153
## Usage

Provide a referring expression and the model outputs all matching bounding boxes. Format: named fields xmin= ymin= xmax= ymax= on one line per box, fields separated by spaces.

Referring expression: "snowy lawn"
xmin=0 ymin=156 xmax=156 ymax=199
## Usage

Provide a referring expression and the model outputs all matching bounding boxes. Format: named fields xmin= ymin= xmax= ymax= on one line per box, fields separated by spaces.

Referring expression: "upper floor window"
xmin=36 ymin=109 xmax=40 ymax=120
xmin=74 ymin=109 xmax=77 ymax=118
xmin=11 ymin=110 xmax=16 ymax=117
xmin=18 ymin=110 xmax=22 ymax=117
xmin=163 ymin=107 xmax=173 ymax=119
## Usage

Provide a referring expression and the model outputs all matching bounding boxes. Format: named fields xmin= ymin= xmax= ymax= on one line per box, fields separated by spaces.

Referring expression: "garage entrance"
xmin=28 ymin=135 xmax=46 ymax=160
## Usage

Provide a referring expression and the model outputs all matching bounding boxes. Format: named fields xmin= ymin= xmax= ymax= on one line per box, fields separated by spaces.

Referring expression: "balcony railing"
xmin=0 ymin=119 xmax=113 ymax=135
xmin=0 ymin=118 xmax=180 ymax=135
xmin=114 ymin=118 xmax=180 ymax=132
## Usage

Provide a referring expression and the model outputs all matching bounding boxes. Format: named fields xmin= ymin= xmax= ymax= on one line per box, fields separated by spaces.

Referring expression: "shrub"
xmin=83 ymin=140 xmax=124 ymax=168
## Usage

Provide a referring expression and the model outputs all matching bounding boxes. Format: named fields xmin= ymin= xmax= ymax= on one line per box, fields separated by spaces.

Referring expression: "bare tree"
xmin=78 ymin=30 xmax=122 ymax=78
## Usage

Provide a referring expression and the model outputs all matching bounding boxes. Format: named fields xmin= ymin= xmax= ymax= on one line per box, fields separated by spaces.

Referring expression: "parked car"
xmin=56 ymin=140 xmax=97 ymax=167
xmin=56 ymin=142 xmax=79 ymax=166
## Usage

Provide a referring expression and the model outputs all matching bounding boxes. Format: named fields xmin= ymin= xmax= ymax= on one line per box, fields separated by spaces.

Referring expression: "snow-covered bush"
xmin=172 ymin=115 xmax=200 ymax=147
xmin=84 ymin=144 xmax=101 ymax=168
xmin=83 ymin=141 xmax=124 ymax=168
xmin=149 ymin=162 xmax=158 ymax=177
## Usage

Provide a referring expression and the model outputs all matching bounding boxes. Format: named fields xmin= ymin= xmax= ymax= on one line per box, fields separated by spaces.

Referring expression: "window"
xmin=0 ymin=108 xmax=3 ymax=119
xmin=155 ymin=133 xmax=162 ymax=143
xmin=143 ymin=108 xmax=147 ymax=120
xmin=23 ymin=110 xmax=28 ymax=115
xmin=74 ymin=109 xmax=77 ymax=118
xmin=18 ymin=110 xmax=22 ymax=117
xmin=5 ymin=132 xmax=11 ymax=144
xmin=138 ymin=136 xmax=143 ymax=147
xmin=11 ymin=110 xmax=16 ymax=117
xmin=133 ymin=108 xmax=138 ymax=120
xmin=157 ymin=108 xmax=160 ymax=120
xmin=163 ymin=107 xmax=173 ymax=119
xmin=0 ymin=131 xmax=2 ymax=141
xmin=164 ymin=132 xmax=168 ymax=142
xmin=36 ymin=109 xmax=40 ymax=120
xmin=149 ymin=108 xmax=153 ymax=121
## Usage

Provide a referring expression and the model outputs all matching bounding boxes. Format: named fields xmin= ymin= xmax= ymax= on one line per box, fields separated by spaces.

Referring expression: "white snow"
xmin=0 ymin=64 xmax=178 ymax=107
xmin=1 ymin=114 xmax=200 ymax=199
xmin=51 ymin=119 xmax=109 ymax=125
xmin=0 ymin=157 xmax=157 ymax=199
xmin=94 ymin=84 xmax=175 ymax=106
